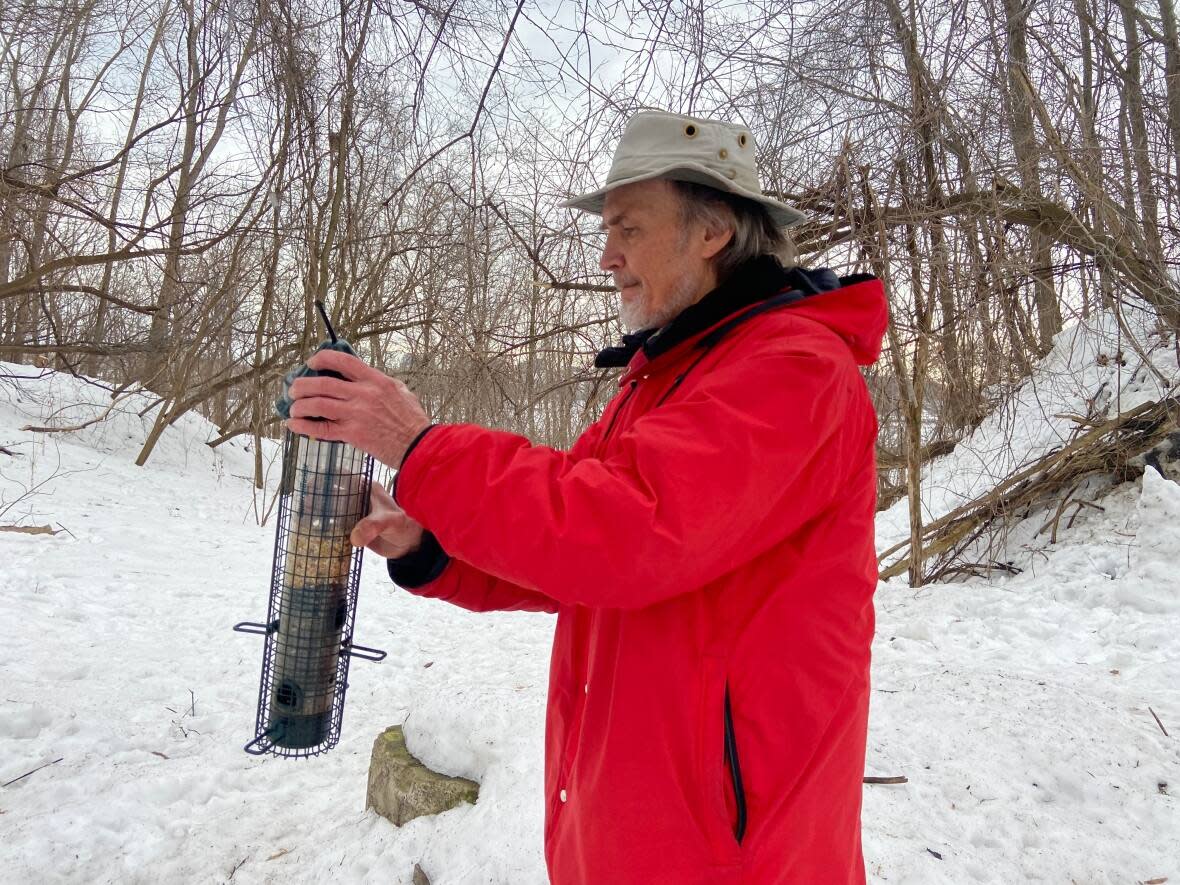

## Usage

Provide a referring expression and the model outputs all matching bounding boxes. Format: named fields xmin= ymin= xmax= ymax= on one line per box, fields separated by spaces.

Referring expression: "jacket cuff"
xmin=387 ymin=530 xmax=451 ymax=588
xmin=393 ymin=423 xmax=438 ymax=504
xmin=401 ymin=423 xmax=437 ymax=468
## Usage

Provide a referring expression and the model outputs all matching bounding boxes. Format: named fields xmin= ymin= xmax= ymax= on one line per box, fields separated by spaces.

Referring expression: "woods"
xmin=3 ymin=0 xmax=1178 ymax=578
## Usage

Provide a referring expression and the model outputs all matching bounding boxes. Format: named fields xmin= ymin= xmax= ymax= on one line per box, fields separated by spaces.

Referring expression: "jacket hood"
xmin=595 ymin=256 xmax=887 ymax=369
xmin=783 ymin=271 xmax=887 ymax=365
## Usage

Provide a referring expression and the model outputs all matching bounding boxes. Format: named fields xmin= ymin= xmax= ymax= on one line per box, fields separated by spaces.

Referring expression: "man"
xmin=287 ymin=110 xmax=887 ymax=884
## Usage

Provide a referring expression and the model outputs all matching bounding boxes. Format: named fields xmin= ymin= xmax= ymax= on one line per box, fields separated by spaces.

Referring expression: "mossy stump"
xmin=366 ymin=726 xmax=480 ymax=826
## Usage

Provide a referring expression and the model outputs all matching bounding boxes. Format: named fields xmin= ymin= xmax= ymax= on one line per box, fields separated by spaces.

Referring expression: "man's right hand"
xmin=351 ymin=480 xmax=425 ymax=559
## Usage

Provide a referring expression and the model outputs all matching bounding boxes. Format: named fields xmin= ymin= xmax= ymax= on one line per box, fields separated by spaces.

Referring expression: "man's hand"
xmin=286 ymin=349 xmax=431 ymax=468
xmin=350 ymin=481 xmax=425 ymax=558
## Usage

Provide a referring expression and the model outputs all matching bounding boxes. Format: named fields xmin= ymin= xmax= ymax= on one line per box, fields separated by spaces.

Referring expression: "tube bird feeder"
xmin=234 ymin=302 xmax=385 ymax=757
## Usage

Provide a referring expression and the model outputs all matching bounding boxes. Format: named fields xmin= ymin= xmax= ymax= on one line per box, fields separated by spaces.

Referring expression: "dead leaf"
xmin=423 ymin=661 xmax=433 ymax=668
xmin=0 ymin=524 xmax=57 ymax=536
xmin=267 ymin=849 xmax=291 ymax=861
xmin=151 ymin=751 xmax=169 ymax=760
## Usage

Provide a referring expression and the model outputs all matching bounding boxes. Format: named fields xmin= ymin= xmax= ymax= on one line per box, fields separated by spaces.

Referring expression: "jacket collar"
xmin=594 ymin=256 xmax=841 ymax=368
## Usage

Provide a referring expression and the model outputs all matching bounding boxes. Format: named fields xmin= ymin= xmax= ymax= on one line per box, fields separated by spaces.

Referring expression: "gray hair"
xmin=671 ymin=181 xmax=799 ymax=280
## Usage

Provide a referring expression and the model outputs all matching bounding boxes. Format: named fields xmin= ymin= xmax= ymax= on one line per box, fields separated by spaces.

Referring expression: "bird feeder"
xmin=234 ymin=302 xmax=385 ymax=757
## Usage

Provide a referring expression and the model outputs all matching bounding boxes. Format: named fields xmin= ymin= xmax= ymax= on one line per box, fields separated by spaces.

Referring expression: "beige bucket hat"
xmin=562 ymin=110 xmax=806 ymax=228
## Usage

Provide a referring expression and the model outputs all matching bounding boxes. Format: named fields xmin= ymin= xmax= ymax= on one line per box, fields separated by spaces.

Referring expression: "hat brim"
xmin=561 ymin=162 xmax=807 ymax=228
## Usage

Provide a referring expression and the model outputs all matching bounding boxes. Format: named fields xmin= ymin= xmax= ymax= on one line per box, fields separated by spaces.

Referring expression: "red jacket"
xmin=392 ymin=264 xmax=887 ymax=884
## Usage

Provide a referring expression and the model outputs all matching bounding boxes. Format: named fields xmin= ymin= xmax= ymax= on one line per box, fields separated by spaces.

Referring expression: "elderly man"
xmin=287 ymin=111 xmax=887 ymax=884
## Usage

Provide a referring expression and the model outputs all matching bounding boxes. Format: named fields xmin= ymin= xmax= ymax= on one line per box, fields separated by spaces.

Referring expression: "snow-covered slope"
xmin=1 ymin=344 xmax=1178 ymax=884
xmin=877 ymin=305 xmax=1177 ymax=557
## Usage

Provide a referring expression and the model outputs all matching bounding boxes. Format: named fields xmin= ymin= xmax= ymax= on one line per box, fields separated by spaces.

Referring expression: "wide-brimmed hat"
xmin=562 ymin=111 xmax=806 ymax=228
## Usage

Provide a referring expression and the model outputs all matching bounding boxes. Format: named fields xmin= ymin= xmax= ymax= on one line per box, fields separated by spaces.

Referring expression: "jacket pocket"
xmin=697 ymin=656 xmax=744 ymax=863
xmin=723 ymin=684 xmax=747 ymax=844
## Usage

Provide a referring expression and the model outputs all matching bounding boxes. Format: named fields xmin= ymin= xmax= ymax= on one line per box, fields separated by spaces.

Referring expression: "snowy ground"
xmin=1 ymin=338 xmax=1178 ymax=884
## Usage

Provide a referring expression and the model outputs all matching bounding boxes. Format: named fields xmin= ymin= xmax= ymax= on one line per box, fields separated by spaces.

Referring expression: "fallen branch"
xmin=21 ymin=391 xmax=140 ymax=435
xmin=2 ymin=757 xmax=64 ymax=788
xmin=1149 ymin=707 xmax=1170 ymax=737
xmin=863 ymin=775 xmax=909 ymax=785
xmin=0 ymin=524 xmax=58 ymax=536
xmin=879 ymin=395 xmax=1179 ymax=583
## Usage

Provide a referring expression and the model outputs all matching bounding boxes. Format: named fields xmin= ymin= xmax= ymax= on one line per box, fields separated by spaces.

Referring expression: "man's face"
xmin=599 ymin=180 xmax=724 ymax=331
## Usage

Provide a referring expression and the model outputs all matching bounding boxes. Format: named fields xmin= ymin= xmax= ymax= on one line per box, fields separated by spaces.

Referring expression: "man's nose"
xmin=599 ymin=232 xmax=622 ymax=272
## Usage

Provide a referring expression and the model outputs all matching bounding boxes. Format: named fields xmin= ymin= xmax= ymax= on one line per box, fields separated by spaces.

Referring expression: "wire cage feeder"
xmin=235 ymin=307 xmax=386 ymax=758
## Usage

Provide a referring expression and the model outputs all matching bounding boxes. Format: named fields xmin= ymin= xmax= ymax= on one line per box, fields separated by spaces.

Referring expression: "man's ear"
xmin=699 ymin=221 xmax=734 ymax=260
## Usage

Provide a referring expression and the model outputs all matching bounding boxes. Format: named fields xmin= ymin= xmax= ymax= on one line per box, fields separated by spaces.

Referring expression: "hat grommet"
xmin=738 ymin=133 xmax=749 ymax=148
xmin=719 ymin=148 xmax=729 ymax=159
xmin=684 ymin=123 xmax=698 ymax=138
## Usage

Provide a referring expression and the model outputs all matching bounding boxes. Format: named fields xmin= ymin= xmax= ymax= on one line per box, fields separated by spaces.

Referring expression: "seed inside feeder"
xmin=266 ymin=438 xmax=369 ymax=751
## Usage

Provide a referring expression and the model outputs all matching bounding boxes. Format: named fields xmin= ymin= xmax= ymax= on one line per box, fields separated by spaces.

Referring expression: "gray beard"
xmin=619 ymin=267 xmax=705 ymax=332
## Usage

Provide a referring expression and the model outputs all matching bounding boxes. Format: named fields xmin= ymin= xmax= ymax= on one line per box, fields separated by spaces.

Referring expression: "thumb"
xmin=350 ymin=513 xmax=383 ymax=548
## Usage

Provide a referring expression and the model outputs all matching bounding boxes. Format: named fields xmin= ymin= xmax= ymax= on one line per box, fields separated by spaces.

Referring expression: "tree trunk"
xmin=1003 ymin=0 xmax=1061 ymax=352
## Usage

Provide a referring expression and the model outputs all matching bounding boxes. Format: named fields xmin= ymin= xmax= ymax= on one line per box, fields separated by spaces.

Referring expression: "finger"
xmin=351 ymin=512 xmax=408 ymax=549
xmin=288 ymin=395 xmax=347 ymax=421
xmin=288 ymin=374 xmax=353 ymax=401
xmin=351 ymin=515 xmax=379 ymax=547
xmin=370 ymin=480 xmax=398 ymax=510
xmin=286 ymin=416 xmax=346 ymax=440
xmin=367 ymin=536 xmax=405 ymax=559
xmin=306 ymin=348 xmax=371 ymax=380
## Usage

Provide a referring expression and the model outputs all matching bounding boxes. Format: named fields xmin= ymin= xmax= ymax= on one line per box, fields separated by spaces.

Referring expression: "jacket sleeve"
xmin=384 ymin=410 xmax=607 ymax=614
xmin=389 ymin=552 xmax=559 ymax=613
xmin=394 ymin=333 xmax=870 ymax=610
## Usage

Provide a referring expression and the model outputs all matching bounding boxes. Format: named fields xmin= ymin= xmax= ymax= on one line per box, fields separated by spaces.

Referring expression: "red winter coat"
xmin=392 ymin=264 xmax=887 ymax=884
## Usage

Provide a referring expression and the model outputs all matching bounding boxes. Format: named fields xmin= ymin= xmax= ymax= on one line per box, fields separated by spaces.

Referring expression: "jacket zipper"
xmin=724 ymin=684 xmax=747 ymax=844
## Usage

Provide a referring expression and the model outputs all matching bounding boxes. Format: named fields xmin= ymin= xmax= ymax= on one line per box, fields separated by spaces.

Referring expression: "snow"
xmin=876 ymin=305 xmax=1178 ymax=558
xmin=866 ymin=470 xmax=1180 ymax=882
xmin=2 ymin=330 xmax=1179 ymax=883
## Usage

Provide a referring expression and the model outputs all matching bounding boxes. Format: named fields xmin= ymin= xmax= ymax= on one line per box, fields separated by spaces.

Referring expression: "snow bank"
xmin=877 ymin=306 xmax=1178 ymax=555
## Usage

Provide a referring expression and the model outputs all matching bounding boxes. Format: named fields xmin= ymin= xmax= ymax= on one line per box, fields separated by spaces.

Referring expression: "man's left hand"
xmin=286 ymin=349 xmax=431 ymax=468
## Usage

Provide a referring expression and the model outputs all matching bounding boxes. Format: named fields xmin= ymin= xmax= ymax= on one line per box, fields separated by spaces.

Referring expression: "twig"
xmin=228 ymin=856 xmax=248 ymax=879
xmin=1066 ymin=499 xmax=1105 ymax=530
xmin=1036 ymin=485 xmax=1078 ymax=544
xmin=0 ymin=370 xmax=53 ymax=382
xmin=1149 ymin=707 xmax=1169 ymax=737
xmin=189 ymin=689 xmax=196 ymax=718
xmin=3 ymin=757 xmax=64 ymax=788
xmin=863 ymin=775 xmax=909 ymax=784
xmin=20 ymin=391 xmax=137 ymax=434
